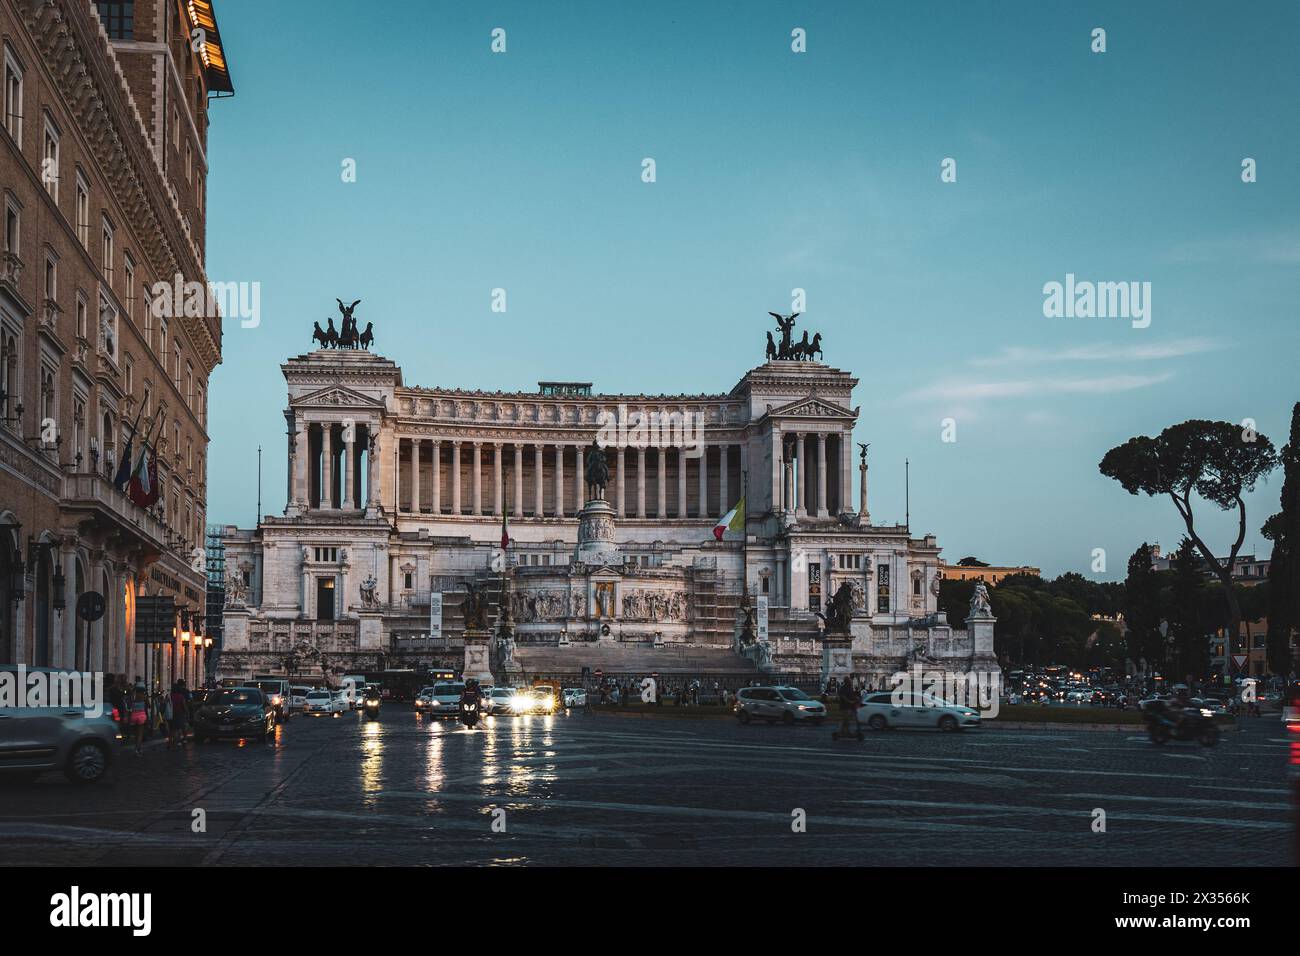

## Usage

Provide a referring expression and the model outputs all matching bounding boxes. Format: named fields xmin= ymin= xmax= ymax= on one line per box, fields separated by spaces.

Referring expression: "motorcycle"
xmin=362 ymin=696 xmax=381 ymax=720
xmin=460 ymin=698 xmax=480 ymax=729
xmin=1144 ymin=700 xmax=1220 ymax=747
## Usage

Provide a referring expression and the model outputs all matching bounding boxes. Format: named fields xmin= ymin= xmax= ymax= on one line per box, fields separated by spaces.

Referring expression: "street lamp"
xmin=51 ymin=558 xmax=65 ymax=613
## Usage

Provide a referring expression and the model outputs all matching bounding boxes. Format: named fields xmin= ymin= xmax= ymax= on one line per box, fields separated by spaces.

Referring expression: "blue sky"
xmin=204 ymin=0 xmax=1299 ymax=578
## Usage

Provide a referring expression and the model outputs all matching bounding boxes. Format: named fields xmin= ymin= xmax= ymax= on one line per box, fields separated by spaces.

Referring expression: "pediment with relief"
xmin=292 ymin=384 xmax=386 ymax=409
xmin=768 ymin=395 xmax=857 ymax=421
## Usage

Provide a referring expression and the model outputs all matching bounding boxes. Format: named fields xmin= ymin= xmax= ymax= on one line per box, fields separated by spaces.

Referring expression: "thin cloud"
xmin=907 ymin=372 xmax=1174 ymax=404
xmin=971 ymin=338 xmax=1223 ymax=367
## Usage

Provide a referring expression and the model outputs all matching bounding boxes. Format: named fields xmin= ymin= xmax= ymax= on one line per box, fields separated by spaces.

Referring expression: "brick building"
xmin=0 ymin=0 xmax=232 ymax=685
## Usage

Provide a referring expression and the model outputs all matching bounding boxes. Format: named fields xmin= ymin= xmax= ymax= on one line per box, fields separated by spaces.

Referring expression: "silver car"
xmin=734 ymin=686 xmax=827 ymax=725
xmin=0 ymin=673 xmax=121 ymax=784
xmin=858 ymin=691 xmax=981 ymax=732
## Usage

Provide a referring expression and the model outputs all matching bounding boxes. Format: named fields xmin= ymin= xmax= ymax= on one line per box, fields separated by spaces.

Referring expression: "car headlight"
xmin=1200 ymin=708 xmax=1213 ymax=717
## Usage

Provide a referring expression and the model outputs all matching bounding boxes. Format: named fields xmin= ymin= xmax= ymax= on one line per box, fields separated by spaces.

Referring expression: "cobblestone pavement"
xmin=0 ymin=709 xmax=1291 ymax=866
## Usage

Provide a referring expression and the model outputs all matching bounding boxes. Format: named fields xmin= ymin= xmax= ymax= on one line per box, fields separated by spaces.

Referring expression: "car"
xmin=0 ymin=670 xmax=121 ymax=784
xmin=734 ymin=686 xmax=827 ymax=725
xmin=248 ymin=679 xmax=292 ymax=721
xmin=482 ymin=687 xmax=515 ymax=714
xmin=302 ymin=689 xmax=344 ymax=716
xmin=561 ymin=687 xmax=588 ymax=708
xmin=423 ymin=682 xmax=466 ymax=717
xmin=192 ymin=688 xmax=277 ymax=743
xmin=412 ymin=686 xmax=437 ymax=714
xmin=858 ymin=691 xmax=981 ymax=732
xmin=331 ymin=688 xmax=351 ymax=711
xmin=289 ymin=686 xmax=312 ymax=711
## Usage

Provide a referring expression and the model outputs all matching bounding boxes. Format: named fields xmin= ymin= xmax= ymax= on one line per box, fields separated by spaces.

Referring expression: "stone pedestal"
xmin=821 ymin=635 xmax=854 ymax=689
xmin=357 ymin=611 xmax=384 ymax=651
xmin=965 ymin=611 xmax=999 ymax=675
xmin=463 ymin=627 xmax=494 ymax=683
xmin=575 ymin=498 xmax=619 ymax=567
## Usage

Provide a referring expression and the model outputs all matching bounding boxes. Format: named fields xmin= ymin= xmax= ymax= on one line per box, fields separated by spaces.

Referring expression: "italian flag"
xmin=500 ymin=508 xmax=510 ymax=551
xmin=713 ymin=497 xmax=745 ymax=541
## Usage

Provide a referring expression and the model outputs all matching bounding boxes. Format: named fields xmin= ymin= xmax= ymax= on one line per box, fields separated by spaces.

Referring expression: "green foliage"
xmin=1265 ymin=403 xmax=1300 ymax=677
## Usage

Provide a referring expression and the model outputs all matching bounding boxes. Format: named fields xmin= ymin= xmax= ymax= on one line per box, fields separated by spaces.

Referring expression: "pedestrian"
xmin=168 ymin=680 xmax=191 ymax=748
xmin=836 ymin=678 xmax=862 ymax=738
xmin=129 ymin=684 xmax=148 ymax=755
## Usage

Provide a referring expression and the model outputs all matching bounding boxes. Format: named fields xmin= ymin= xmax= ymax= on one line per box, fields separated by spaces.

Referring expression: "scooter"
xmin=362 ymin=696 xmax=381 ymax=720
xmin=460 ymin=698 xmax=480 ymax=729
xmin=1144 ymin=700 xmax=1220 ymax=747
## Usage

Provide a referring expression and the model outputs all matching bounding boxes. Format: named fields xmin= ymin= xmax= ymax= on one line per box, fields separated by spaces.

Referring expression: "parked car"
xmin=858 ymin=692 xmax=981 ymax=732
xmin=193 ymin=688 xmax=276 ymax=743
xmin=734 ymin=686 xmax=827 ymax=725
xmin=302 ymin=689 xmax=344 ymax=716
xmin=0 ymin=670 xmax=121 ymax=783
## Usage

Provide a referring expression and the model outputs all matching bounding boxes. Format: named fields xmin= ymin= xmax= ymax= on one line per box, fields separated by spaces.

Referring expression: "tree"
xmin=1163 ymin=538 xmax=1210 ymax=682
xmin=938 ymin=576 xmax=976 ymax=628
xmin=1100 ymin=420 xmax=1278 ymax=660
xmin=1123 ymin=543 xmax=1164 ymax=672
xmin=1263 ymin=402 xmax=1300 ymax=677
xmin=956 ymin=556 xmax=990 ymax=567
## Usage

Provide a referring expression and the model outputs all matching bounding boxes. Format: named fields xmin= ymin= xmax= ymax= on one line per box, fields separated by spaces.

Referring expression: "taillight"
xmin=111 ymin=707 xmax=120 ymax=722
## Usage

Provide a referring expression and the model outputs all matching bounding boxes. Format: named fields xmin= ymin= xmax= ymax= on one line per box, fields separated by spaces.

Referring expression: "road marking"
xmin=846 ymin=798 xmax=1289 ymax=831
xmin=1058 ymin=793 xmax=1290 ymax=811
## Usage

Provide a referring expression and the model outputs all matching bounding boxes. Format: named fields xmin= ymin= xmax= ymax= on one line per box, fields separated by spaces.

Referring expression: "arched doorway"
xmin=0 ymin=527 xmax=15 ymax=664
xmin=34 ymin=546 xmax=52 ymax=667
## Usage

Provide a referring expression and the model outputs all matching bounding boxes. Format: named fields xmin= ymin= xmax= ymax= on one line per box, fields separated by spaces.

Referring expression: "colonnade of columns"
xmin=292 ymin=420 xmax=378 ymax=512
xmin=392 ymin=438 xmax=763 ymax=520
xmin=775 ymin=430 xmax=852 ymax=518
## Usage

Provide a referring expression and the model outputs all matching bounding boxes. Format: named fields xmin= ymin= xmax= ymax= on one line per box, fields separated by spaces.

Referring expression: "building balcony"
xmin=61 ymin=471 xmax=168 ymax=557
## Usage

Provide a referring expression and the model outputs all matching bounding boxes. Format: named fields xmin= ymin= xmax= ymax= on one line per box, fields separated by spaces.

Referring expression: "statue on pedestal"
xmin=584 ymin=440 xmax=609 ymax=501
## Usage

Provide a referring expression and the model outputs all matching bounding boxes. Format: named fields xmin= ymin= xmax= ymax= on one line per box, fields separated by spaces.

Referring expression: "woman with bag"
xmin=129 ymin=684 xmax=149 ymax=755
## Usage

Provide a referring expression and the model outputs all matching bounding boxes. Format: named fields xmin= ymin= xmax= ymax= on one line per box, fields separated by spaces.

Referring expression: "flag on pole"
xmin=713 ymin=497 xmax=745 ymax=541
xmin=500 ymin=507 xmax=510 ymax=551
xmin=112 ymin=408 xmax=143 ymax=490
xmin=127 ymin=442 xmax=152 ymax=507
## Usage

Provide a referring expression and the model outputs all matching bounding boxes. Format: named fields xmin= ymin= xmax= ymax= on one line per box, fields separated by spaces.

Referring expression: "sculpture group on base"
xmin=313 ymin=298 xmax=375 ymax=351
xmin=765 ymin=312 xmax=824 ymax=361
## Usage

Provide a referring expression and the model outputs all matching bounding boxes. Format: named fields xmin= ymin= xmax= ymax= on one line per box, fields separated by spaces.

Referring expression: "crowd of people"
xmin=103 ymin=674 xmax=196 ymax=755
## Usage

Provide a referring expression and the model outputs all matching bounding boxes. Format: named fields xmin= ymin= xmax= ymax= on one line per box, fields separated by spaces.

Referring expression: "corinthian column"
xmin=452 ymin=440 xmax=462 ymax=515
xmin=472 ymin=442 xmax=482 ymax=515
xmin=676 ymin=449 xmax=687 ymax=518
xmin=533 ymin=444 xmax=544 ymax=516
xmin=816 ymin=432 xmax=828 ymax=517
xmin=696 ymin=441 xmax=708 ymax=519
xmin=493 ymin=443 xmax=502 ymax=515
xmin=637 ymin=447 xmax=646 ymax=517
xmin=513 ymin=444 xmax=524 ymax=517
xmin=554 ymin=443 xmax=565 ymax=518
xmin=616 ymin=446 xmax=625 ymax=517
xmin=410 ymin=437 xmax=421 ymax=514
xmin=430 ymin=440 xmax=440 ymax=515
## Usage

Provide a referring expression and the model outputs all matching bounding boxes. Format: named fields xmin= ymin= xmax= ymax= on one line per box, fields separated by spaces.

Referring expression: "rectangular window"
xmin=42 ymin=116 xmax=59 ymax=200
xmin=43 ymin=253 xmax=56 ymax=301
xmin=75 ymin=173 xmax=89 ymax=247
xmin=95 ymin=2 xmax=135 ymax=41
xmin=101 ymin=217 xmax=114 ymax=282
xmin=3 ymin=198 xmax=18 ymax=256
xmin=877 ymin=563 xmax=891 ymax=613
xmin=123 ymin=254 xmax=135 ymax=318
xmin=125 ymin=356 xmax=134 ymax=397
xmin=75 ymin=292 xmax=87 ymax=339
xmin=159 ymin=318 xmax=168 ymax=364
xmin=3 ymin=45 xmax=22 ymax=143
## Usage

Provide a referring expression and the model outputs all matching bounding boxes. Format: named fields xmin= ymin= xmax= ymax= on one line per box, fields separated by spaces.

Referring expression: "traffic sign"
xmin=76 ymin=591 xmax=106 ymax=623
xmin=135 ymin=595 xmax=177 ymax=644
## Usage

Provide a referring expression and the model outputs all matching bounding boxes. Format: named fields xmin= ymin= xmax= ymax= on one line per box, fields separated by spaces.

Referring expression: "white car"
xmin=858 ymin=692 xmax=980 ymax=732
xmin=302 ymin=689 xmax=344 ymax=715
xmin=423 ymin=682 xmax=466 ymax=717
xmin=561 ymin=687 xmax=588 ymax=708
xmin=483 ymin=687 xmax=515 ymax=714
xmin=289 ymin=686 xmax=312 ymax=712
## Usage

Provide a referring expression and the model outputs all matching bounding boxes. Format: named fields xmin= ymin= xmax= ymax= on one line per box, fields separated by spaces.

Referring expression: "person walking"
xmin=128 ymin=684 xmax=148 ymax=755
xmin=168 ymin=680 xmax=191 ymax=748
xmin=835 ymin=677 xmax=862 ymax=740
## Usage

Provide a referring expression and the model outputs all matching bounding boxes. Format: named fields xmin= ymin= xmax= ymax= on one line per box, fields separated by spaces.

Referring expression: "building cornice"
xmin=17 ymin=0 xmax=221 ymax=374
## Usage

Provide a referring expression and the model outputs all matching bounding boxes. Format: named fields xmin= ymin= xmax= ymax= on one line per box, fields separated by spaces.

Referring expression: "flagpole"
xmin=256 ymin=445 xmax=262 ymax=526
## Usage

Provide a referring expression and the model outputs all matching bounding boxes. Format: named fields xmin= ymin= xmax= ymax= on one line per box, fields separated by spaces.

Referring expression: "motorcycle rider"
xmin=459 ymin=678 xmax=483 ymax=727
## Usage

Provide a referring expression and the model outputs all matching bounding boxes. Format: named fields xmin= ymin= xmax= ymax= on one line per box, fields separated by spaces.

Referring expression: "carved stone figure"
xmin=359 ymin=575 xmax=378 ymax=608
xmin=460 ymin=581 xmax=491 ymax=630
xmin=970 ymin=582 xmax=993 ymax=617
xmin=225 ymin=568 xmax=248 ymax=607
